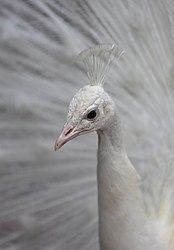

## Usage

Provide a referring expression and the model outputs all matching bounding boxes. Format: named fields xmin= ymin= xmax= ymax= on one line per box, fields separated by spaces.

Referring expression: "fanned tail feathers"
xmin=0 ymin=0 xmax=174 ymax=249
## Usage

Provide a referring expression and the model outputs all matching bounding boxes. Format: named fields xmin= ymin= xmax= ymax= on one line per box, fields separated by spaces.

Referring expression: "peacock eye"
xmin=86 ymin=110 xmax=98 ymax=120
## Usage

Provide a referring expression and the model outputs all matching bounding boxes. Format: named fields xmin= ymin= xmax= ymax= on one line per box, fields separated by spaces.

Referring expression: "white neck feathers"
xmin=96 ymin=106 xmax=166 ymax=250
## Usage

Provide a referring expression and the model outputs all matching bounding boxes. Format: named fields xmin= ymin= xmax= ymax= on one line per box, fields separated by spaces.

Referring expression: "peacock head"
xmin=54 ymin=84 xmax=114 ymax=150
xmin=54 ymin=44 xmax=124 ymax=150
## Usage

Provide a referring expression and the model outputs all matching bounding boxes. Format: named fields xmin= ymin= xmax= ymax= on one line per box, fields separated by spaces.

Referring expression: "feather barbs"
xmin=78 ymin=44 xmax=124 ymax=86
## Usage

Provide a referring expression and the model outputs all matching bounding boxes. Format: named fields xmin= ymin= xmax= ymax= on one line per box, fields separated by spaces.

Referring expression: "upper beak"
xmin=54 ymin=124 xmax=79 ymax=151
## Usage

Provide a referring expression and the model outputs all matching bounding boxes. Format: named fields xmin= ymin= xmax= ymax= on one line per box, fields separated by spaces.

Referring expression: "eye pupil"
xmin=87 ymin=110 xmax=97 ymax=120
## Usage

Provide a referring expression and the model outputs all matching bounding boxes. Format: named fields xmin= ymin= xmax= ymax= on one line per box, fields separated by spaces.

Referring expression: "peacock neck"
xmin=97 ymin=106 xmax=125 ymax=154
xmin=96 ymin=106 xmax=162 ymax=250
xmin=97 ymin=106 xmax=143 ymax=212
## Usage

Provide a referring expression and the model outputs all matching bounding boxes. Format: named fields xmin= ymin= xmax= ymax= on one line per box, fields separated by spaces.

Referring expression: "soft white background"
xmin=0 ymin=1 xmax=174 ymax=249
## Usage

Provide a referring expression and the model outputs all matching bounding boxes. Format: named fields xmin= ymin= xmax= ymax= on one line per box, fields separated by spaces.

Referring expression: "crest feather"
xmin=78 ymin=44 xmax=124 ymax=86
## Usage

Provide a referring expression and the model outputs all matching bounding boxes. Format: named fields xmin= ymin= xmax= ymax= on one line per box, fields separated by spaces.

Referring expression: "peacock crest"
xmin=78 ymin=44 xmax=124 ymax=86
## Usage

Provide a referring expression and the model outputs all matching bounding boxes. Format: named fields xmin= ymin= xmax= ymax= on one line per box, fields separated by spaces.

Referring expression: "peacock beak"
xmin=54 ymin=124 xmax=79 ymax=151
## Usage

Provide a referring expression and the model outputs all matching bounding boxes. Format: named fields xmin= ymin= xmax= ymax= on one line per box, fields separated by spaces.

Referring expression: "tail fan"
xmin=0 ymin=1 xmax=174 ymax=249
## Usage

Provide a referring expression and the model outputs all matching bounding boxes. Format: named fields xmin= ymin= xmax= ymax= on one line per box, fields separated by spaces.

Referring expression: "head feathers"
xmin=78 ymin=44 xmax=124 ymax=86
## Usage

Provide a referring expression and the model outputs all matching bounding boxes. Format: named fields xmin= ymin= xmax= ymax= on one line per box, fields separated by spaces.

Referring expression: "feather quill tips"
xmin=78 ymin=44 xmax=124 ymax=86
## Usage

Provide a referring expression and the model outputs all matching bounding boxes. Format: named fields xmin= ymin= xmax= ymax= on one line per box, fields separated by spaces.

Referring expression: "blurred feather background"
xmin=0 ymin=0 xmax=174 ymax=249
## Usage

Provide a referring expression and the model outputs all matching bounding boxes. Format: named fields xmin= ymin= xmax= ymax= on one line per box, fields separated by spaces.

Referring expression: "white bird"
xmin=1 ymin=1 xmax=174 ymax=250
xmin=54 ymin=44 xmax=172 ymax=250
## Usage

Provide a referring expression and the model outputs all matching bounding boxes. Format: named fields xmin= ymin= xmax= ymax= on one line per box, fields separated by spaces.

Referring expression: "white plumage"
xmin=55 ymin=44 xmax=172 ymax=249
xmin=0 ymin=1 xmax=174 ymax=250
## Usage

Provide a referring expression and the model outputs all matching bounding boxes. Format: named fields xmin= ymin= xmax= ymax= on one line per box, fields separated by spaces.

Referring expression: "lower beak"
xmin=54 ymin=124 xmax=79 ymax=151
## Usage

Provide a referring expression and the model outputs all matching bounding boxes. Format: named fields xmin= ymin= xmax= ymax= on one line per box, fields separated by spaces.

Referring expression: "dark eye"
xmin=86 ymin=110 xmax=97 ymax=120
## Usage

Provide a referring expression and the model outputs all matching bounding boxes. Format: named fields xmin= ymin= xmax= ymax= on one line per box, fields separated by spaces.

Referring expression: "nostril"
xmin=65 ymin=127 xmax=73 ymax=136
